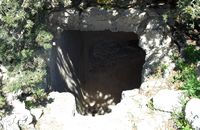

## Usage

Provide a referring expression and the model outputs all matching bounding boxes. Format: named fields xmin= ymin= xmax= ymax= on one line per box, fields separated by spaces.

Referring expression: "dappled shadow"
xmin=50 ymin=30 xmax=145 ymax=115
xmin=17 ymin=92 xmax=54 ymax=109
xmin=82 ymin=34 xmax=145 ymax=115
xmin=0 ymin=99 xmax=13 ymax=117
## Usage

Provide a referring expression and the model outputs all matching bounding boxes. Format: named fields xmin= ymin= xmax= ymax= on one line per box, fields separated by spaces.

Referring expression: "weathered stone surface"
xmin=153 ymin=89 xmax=184 ymax=112
xmin=121 ymin=89 xmax=140 ymax=99
xmin=136 ymin=112 xmax=172 ymax=130
xmin=0 ymin=99 xmax=34 ymax=130
xmin=36 ymin=92 xmax=76 ymax=130
xmin=185 ymin=98 xmax=200 ymax=130
xmin=45 ymin=6 xmax=179 ymax=129
xmin=33 ymin=89 xmax=175 ymax=130
xmin=140 ymin=78 xmax=175 ymax=97
xmin=113 ymin=90 xmax=173 ymax=130
xmin=49 ymin=7 xmax=177 ymax=84
xmin=48 ymin=7 xmax=177 ymax=116
xmin=80 ymin=8 xmax=148 ymax=32
xmin=30 ymin=108 xmax=43 ymax=121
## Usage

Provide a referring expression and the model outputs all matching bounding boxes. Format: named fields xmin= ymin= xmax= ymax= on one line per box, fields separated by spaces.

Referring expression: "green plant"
xmin=153 ymin=63 xmax=168 ymax=78
xmin=172 ymin=111 xmax=193 ymax=130
xmin=172 ymin=45 xmax=200 ymax=129
xmin=147 ymin=98 xmax=154 ymax=110
xmin=0 ymin=95 xmax=6 ymax=109
xmin=0 ymin=0 xmax=57 ymax=110
xmin=36 ymin=30 xmax=53 ymax=49
xmin=173 ymin=46 xmax=200 ymax=98
xmin=184 ymin=45 xmax=200 ymax=63
xmin=174 ymin=62 xmax=200 ymax=98
xmin=177 ymin=0 xmax=200 ymax=29
xmin=24 ymin=88 xmax=47 ymax=109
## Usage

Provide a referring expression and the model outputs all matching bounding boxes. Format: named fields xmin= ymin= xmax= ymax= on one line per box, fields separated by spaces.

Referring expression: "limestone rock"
xmin=140 ymin=79 xmax=168 ymax=91
xmin=185 ymin=98 xmax=200 ymax=130
xmin=114 ymin=90 xmax=172 ymax=130
xmin=121 ymin=89 xmax=140 ymax=99
xmin=136 ymin=113 xmax=172 ymax=130
xmin=30 ymin=108 xmax=43 ymax=121
xmin=36 ymin=92 xmax=76 ymax=130
xmin=49 ymin=6 xmax=178 ymax=86
xmin=0 ymin=99 xmax=34 ymax=130
xmin=153 ymin=89 xmax=184 ymax=112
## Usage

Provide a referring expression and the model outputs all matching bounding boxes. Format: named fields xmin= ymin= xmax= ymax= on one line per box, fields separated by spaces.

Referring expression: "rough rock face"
xmin=0 ymin=99 xmax=34 ymax=130
xmin=48 ymin=7 xmax=178 ymax=114
xmin=185 ymin=98 xmax=200 ymax=130
xmin=49 ymin=7 xmax=177 ymax=82
xmin=36 ymin=92 xmax=76 ymax=130
xmin=35 ymin=90 xmax=174 ymax=130
xmin=0 ymin=90 xmax=183 ymax=130
xmin=36 ymin=89 xmax=175 ymax=130
xmin=152 ymin=89 xmax=185 ymax=112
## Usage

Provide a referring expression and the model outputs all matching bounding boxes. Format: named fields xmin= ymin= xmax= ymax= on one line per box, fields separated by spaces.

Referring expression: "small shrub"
xmin=24 ymin=88 xmax=47 ymax=109
xmin=147 ymin=98 xmax=154 ymax=110
xmin=172 ymin=45 xmax=200 ymax=129
xmin=2 ymin=57 xmax=48 ymax=109
xmin=177 ymin=0 xmax=200 ymax=29
xmin=173 ymin=45 xmax=200 ymax=98
xmin=184 ymin=45 xmax=200 ymax=63
xmin=172 ymin=111 xmax=192 ymax=130
xmin=36 ymin=30 xmax=53 ymax=49
xmin=0 ymin=95 xmax=6 ymax=109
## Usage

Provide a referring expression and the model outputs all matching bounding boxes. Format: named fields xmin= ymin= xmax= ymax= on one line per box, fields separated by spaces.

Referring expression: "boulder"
xmin=0 ymin=99 xmax=34 ymax=130
xmin=152 ymin=89 xmax=184 ymax=112
xmin=185 ymin=98 xmax=200 ymax=130
xmin=36 ymin=92 xmax=76 ymax=130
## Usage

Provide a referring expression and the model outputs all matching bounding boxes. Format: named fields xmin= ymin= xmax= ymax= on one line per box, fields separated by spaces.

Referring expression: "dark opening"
xmin=50 ymin=30 xmax=146 ymax=116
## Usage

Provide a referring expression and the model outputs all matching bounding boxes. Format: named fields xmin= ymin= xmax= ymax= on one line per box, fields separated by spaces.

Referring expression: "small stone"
xmin=36 ymin=92 xmax=76 ymax=130
xmin=185 ymin=98 xmax=200 ymax=130
xmin=153 ymin=89 xmax=184 ymax=112
xmin=121 ymin=89 xmax=139 ymax=99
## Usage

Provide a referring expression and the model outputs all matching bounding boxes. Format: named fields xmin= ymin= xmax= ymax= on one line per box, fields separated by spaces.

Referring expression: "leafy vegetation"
xmin=0 ymin=0 xmax=54 ymax=111
xmin=172 ymin=111 xmax=193 ymax=130
xmin=177 ymin=0 xmax=200 ymax=29
xmin=0 ymin=95 xmax=6 ymax=109
xmin=173 ymin=45 xmax=200 ymax=98
xmin=0 ymin=0 xmax=78 ymax=112
xmin=172 ymin=45 xmax=200 ymax=129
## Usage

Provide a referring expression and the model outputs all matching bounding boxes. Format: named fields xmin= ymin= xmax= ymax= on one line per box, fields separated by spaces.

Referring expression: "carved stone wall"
xmin=48 ymin=7 xmax=177 ymax=115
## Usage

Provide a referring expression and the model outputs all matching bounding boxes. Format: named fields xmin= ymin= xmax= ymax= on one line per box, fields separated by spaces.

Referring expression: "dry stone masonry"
xmin=48 ymin=7 xmax=178 ymax=115
xmin=49 ymin=7 xmax=176 ymax=82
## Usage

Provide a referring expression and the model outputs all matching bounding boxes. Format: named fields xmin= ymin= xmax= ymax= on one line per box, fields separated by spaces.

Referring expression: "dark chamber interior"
xmin=50 ymin=30 xmax=146 ymax=115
